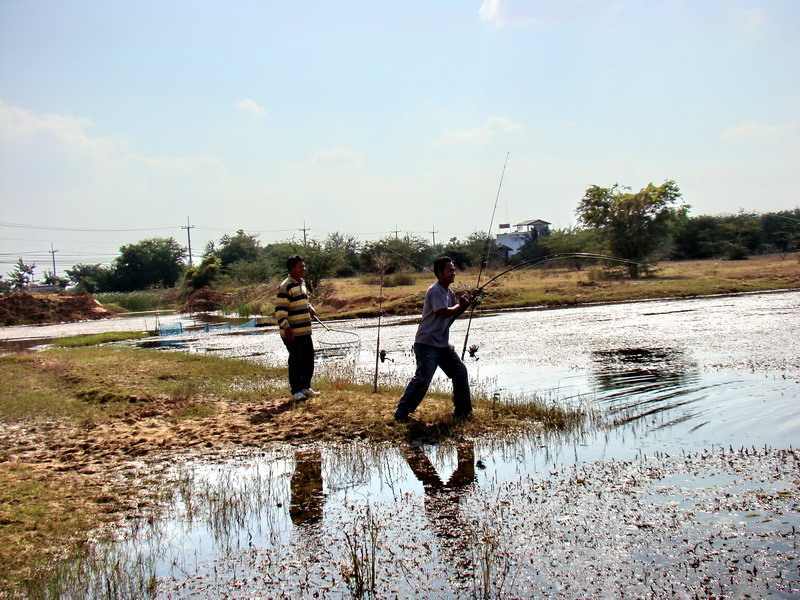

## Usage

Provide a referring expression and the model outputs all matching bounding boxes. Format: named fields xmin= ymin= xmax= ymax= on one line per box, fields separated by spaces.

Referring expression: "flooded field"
xmin=6 ymin=291 xmax=800 ymax=597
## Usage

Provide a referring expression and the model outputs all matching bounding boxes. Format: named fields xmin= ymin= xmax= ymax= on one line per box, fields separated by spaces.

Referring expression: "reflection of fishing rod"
xmin=457 ymin=252 xmax=645 ymax=359
xmin=461 ymin=152 xmax=510 ymax=360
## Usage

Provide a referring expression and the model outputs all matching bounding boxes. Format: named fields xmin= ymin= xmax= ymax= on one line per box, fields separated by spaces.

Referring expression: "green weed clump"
xmin=51 ymin=331 xmax=150 ymax=348
xmin=94 ymin=291 xmax=173 ymax=312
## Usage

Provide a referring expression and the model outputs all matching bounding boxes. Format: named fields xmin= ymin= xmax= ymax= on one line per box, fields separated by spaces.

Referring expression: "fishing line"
xmin=461 ymin=152 xmax=510 ymax=360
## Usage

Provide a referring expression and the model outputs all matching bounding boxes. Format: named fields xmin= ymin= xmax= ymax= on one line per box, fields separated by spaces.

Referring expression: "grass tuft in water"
xmin=51 ymin=331 xmax=151 ymax=348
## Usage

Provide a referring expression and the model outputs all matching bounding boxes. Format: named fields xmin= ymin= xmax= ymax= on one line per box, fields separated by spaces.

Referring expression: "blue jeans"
xmin=395 ymin=343 xmax=471 ymax=419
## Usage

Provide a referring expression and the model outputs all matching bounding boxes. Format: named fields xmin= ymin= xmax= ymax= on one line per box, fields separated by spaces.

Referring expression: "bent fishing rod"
xmin=460 ymin=152 xmax=510 ymax=360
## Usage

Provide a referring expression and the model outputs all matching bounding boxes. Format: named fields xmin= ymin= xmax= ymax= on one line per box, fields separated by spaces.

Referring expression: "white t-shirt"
xmin=414 ymin=282 xmax=456 ymax=348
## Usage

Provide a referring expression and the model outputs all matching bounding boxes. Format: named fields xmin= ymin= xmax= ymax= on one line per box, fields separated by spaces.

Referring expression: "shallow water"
xmin=8 ymin=291 xmax=800 ymax=596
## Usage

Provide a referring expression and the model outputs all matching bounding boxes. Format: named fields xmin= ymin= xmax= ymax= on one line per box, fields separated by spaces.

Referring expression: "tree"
xmin=65 ymin=263 xmax=116 ymax=293
xmin=0 ymin=275 xmax=10 ymax=293
xmin=443 ymin=232 xmax=502 ymax=269
xmin=762 ymin=210 xmax=800 ymax=254
xmin=361 ymin=235 xmax=432 ymax=273
xmin=183 ymin=255 xmax=222 ymax=292
xmin=213 ymin=230 xmax=261 ymax=267
xmin=302 ymin=240 xmax=342 ymax=291
xmin=9 ymin=259 xmax=35 ymax=290
xmin=577 ymin=180 xmax=687 ymax=276
xmin=324 ymin=232 xmax=361 ymax=276
xmin=516 ymin=227 xmax=609 ymax=267
xmin=42 ymin=271 xmax=68 ymax=289
xmin=113 ymin=238 xmax=185 ymax=291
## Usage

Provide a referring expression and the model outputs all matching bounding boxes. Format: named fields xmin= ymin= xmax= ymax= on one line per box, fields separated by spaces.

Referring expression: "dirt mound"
xmin=182 ymin=288 xmax=233 ymax=313
xmin=0 ymin=292 xmax=113 ymax=326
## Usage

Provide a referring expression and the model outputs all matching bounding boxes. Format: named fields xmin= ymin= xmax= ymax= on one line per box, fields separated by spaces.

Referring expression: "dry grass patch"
xmin=0 ymin=465 xmax=110 ymax=593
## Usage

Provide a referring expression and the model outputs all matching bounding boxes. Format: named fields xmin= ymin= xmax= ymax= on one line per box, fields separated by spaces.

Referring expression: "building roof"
xmin=514 ymin=219 xmax=551 ymax=226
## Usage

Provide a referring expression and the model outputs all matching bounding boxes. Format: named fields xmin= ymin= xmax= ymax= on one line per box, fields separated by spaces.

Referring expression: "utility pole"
xmin=394 ymin=225 xmax=400 ymax=240
xmin=430 ymin=226 xmax=438 ymax=247
xmin=181 ymin=217 xmax=195 ymax=267
xmin=299 ymin=221 xmax=311 ymax=246
xmin=48 ymin=243 xmax=58 ymax=276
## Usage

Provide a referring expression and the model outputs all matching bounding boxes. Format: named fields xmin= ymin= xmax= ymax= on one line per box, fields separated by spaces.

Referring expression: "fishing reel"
xmin=457 ymin=288 xmax=485 ymax=307
xmin=468 ymin=288 xmax=486 ymax=307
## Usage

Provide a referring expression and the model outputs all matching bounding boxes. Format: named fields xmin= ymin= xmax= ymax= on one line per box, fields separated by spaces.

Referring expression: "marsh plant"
xmin=468 ymin=518 xmax=516 ymax=600
xmin=340 ymin=504 xmax=382 ymax=599
xmin=25 ymin=542 xmax=159 ymax=600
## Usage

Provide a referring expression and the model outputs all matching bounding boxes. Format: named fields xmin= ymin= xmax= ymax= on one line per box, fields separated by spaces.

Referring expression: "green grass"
xmin=0 ymin=354 xmax=110 ymax=421
xmin=51 ymin=331 xmax=151 ymax=348
xmin=94 ymin=290 xmax=174 ymax=312
xmin=0 ymin=467 xmax=98 ymax=593
xmin=0 ymin=348 xmax=287 ymax=424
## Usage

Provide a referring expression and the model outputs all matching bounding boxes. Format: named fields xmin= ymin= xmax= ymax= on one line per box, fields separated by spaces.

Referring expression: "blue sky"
xmin=1 ymin=0 xmax=798 ymax=276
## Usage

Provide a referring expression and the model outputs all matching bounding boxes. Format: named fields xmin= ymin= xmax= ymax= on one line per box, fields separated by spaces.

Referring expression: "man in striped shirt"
xmin=275 ymin=255 xmax=319 ymax=401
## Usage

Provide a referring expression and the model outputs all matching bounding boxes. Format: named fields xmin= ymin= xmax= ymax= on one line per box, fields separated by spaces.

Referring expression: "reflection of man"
xmin=290 ymin=449 xmax=324 ymax=526
xmin=402 ymin=443 xmax=476 ymax=574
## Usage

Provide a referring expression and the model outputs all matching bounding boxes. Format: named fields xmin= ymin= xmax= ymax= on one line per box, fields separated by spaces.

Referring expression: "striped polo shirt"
xmin=275 ymin=276 xmax=313 ymax=337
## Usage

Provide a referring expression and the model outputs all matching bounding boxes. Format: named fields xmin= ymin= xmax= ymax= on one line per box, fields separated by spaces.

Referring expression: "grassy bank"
xmin=0 ymin=346 xmax=579 ymax=592
xmin=50 ymin=331 xmax=152 ymax=348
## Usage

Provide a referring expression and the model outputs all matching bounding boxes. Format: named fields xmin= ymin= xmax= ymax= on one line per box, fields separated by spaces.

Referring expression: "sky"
xmin=1 ymin=0 xmax=798 ymax=277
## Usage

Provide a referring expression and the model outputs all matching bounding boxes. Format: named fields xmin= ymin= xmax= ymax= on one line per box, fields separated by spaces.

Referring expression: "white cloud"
xmin=479 ymin=0 xmax=503 ymax=25
xmin=479 ymin=1 xmax=627 ymax=28
xmin=0 ymin=99 xmax=124 ymax=160
xmin=310 ymin=146 xmax=365 ymax=168
xmin=436 ymin=116 xmax=523 ymax=146
xmin=733 ymin=7 xmax=767 ymax=33
xmin=721 ymin=120 xmax=799 ymax=142
xmin=235 ymin=98 xmax=266 ymax=117
xmin=0 ymin=99 xmax=228 ymax=230
xmin=478 ymin=0 xmax=537 ymax=27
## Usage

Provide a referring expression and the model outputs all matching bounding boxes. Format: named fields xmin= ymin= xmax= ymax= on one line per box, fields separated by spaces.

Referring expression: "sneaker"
xmin=291 ymin=391 xmax=307 ymax=402
xmin=302 ymin=388 xmax=320 ymax=397
xmin=394 ymin=410 xmax=416 ymax=423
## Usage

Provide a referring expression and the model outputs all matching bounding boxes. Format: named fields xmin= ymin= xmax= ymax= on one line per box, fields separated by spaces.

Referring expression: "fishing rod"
xmin=460 ymin=152 xmax=510 ymax=360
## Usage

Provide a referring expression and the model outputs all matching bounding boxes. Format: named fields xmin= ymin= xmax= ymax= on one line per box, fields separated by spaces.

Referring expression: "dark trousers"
xmin=283 ymin=335 xmax=314 ymax=394
xmin=395 ymin=343 xmax=471 ymax=418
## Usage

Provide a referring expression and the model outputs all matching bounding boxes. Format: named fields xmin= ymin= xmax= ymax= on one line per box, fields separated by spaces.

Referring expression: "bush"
xmin=94 ymin=291 xmax=171 ymax=312
xmin=384 ymin=273 xmax=415 ymax=287
xmin=725 ymin=243 xmax=749 ymax=261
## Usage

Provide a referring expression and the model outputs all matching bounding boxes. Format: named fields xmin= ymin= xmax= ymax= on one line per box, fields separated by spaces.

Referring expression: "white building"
xmin=496 ymin=219 xmax=551 ymax=257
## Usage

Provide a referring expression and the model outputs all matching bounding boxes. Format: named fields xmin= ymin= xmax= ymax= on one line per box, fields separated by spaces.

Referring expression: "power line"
xmin=0 ymin=221 xmax=177 ymax=232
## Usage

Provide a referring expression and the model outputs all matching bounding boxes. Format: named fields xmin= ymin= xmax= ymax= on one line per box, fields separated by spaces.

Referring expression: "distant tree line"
xmin=6 ymin=182 xmax=798 ymax=294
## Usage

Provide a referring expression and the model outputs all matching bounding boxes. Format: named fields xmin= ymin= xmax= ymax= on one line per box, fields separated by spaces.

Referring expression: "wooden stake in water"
xmin=372 ymin=266 xmax=385 ymax=393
